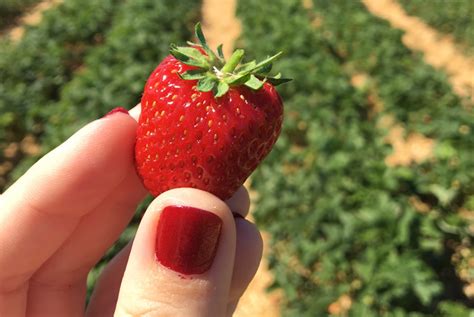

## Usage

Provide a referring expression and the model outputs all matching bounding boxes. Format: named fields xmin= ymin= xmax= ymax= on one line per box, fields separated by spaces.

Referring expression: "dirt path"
xmin=363 ymin=0 xmax=474 ymax=101
xmin=201 ymin=1 xmax=282 ymax=316
xmin=364 ymin=1 xmax=474 ymax=298
xmin=302 ymin=0 xmax=437 ymax=168
xmin=201 ymin=0 xmax=241 ymax=57
xmin=3 ymin=0 xmax=62 ymax=41
xmin=359 ymin=0 xmax=474 ymax=166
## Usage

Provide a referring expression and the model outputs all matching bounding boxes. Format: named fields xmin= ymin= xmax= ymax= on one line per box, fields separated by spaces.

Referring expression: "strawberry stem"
xmin=221 ymin=49 xmax=244 ymax=74
xmin=170 ymin=22 xmax=291 ymax=97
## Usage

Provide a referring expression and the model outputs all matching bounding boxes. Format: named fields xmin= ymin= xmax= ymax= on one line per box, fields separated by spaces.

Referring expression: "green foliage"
xmin=0 ymin=0 xmax=125 ymax=188
xmin=32 ymin=0 xmax=198 ymax=297
xmin=237 ymin=0 xmax=473 ymax=315
xmin=0 ymin=0 xmax=40 ymax=29
xmin=37 ymin=0 xmax=200 ymax=150
xmin=2 ymin=0 xmax=472 ymax=315
xmin=398 ymin=0 xmax=474 ymax=54
xmin=1 ymin=0 xmax=200 ymax=299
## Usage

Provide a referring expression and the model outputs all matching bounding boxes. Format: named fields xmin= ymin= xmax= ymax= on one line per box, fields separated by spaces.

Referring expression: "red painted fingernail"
xmin=155 ymin=205 xmax=222 ymax=275
xmin=103 ymin=107 xmax=129 ymax=118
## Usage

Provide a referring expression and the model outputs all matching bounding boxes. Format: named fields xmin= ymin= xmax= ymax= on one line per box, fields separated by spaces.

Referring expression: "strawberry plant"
xmin=237 ymin=0 xmax=473 ymax=316
xmin=5 ymin=0 xmax=200 ymax=184
xmin=0 ymin=0 xmax=125 ymax=189
xmin=399 ymin=0 xmax=474 ymax=54
xmin=1 ymin=0 xmax=202 ymax=296
xmin=0 ymin=0 xmax=41 ymax=29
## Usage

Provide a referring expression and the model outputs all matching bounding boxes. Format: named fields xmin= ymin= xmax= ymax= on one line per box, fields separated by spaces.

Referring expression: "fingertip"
xmin=226 ymin=186 xmax=251 ymax=218
xmin=116 ymin=188 xmax=236 ymax=316
xmin=230 ymin=218 xmax=263 ymax=301
xmin=102 ymin=107 xmax=130 ymax=118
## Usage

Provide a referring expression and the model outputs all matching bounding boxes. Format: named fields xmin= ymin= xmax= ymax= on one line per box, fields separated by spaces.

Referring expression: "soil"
xmin=383 ymin=120 xmax=435 ymax=167
xmin=3 ymin=0 xmax=62 ymax=41
xmin=201 ymin=0 xmax=241 ymax=58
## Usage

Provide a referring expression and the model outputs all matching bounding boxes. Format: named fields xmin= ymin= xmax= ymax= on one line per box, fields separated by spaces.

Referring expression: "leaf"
xmin=429 ymin=184 xmax=457 ymax=206
xmin=414 ymin=280 xmax=442 ymax=305
xmin=197 ymin=77 xmax=217 ymax=92
xmin=237 ymin=60 xmax=257 ymax=73
xmin=194 ymin=22 xmax=209 ymax=49
xmin=252 ymin=52 xmax=283 ymax=72
xmin=226 ymin=73 xmax=251 ymax=85
xmin=214 ymin=81 xmax=229 ymax=97
xmin=194 ymin=22 xmax=216 ymax=60
xmin=179 ymin=69 xmax=207 ymax=80
xmin=217 ymin=44 xmax=224 ymax=59
xmin=263 ymin=75 xmax=292 ymax=86
xmin=169 ymin=45 xmax=209 ymax=68
xmin=257 ymin=62 xmax=273 ymax=75
xmin=244 ymin=75 xmax=264 ymax=90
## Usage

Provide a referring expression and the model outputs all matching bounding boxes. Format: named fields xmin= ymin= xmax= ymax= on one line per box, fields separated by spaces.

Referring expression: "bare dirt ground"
xmin=3 ymin=0 xmax=62 ymax=42
xmin=380 ymin=115 xmax=435 ymax=167
xmin=363 ymin=0 xmax=474 ymax=101
xmin=201 ymin=0 xmax=241 ymax=57
xmin=201 ymin=1 xmax=282 ymax=316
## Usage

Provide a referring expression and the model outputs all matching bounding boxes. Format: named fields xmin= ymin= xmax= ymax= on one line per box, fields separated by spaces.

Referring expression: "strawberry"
xmin=135 ymin=23 xmax=290 ymax=200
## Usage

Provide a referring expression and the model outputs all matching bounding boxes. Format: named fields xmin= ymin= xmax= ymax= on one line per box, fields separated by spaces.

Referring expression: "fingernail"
xmin=103 ymin=107 xmax=129 ymax=118
xmin=155 ymin=205 xmax=222 ymax=275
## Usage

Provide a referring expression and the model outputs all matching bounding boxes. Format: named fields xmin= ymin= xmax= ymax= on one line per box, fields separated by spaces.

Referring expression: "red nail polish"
xmin=155 ymin=205 xmax=222 ymax=275
xmin=103 ymin=107 xmax=129 ymax=118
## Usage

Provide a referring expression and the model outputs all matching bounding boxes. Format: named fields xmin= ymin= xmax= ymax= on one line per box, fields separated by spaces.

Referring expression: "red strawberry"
xmin=135 ymin=23 xmax=290 ymax=200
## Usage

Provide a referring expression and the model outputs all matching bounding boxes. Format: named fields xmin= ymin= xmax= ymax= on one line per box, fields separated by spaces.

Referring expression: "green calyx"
xmin=170 ymin=22 xmax=291 ymax=97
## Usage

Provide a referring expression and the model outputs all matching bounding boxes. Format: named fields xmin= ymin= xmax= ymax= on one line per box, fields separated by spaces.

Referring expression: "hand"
xmin=0 ymin=105 xmax=263 ymax=317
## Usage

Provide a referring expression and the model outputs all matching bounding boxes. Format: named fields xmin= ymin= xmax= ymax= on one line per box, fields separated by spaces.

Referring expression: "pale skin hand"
xmin=0 ymin=105 xmax=263 ymax=317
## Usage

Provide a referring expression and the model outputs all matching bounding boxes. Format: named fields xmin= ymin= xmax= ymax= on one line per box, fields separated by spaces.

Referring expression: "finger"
xmin=0 ymin=109 xmax=142 ymax=316
xmin=87 ymin=220 xmax=263 ymax=317
xmin=27 ymin=170 xmax=145 ymax=317
xmin=87 ymin=187 xmax=251 ymax=316
xmin=227 ymin=218 xmax=263 ymax=314
xmin=86 ymin=242 xmax=133 ymax=317
xmin=129 ymin=103 xmax=141 ymax=121
xmin=115 ymin=188 xmax=236 ymax=317
xmin=225 ymin=185 xmax=250 ymax=218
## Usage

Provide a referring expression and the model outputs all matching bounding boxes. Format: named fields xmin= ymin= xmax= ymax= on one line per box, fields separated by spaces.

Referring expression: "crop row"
xmin=0 ymin=0 xmax=41 ymax=29
xmin=1 ymin=0 xmax=201 ymax=297
xmin=22 ymin=0 xmax=200 ymax=296
xmin=237 ymin=0 xmax=473 ymax=316
xmin=309 ymin=0 xmax=473 ymax=222
xmin=398 ymin=0 xmax=474 ymax=54
xmin=0 ymin=0 xmax=125 ymax=189
xmin=11 ymin=0 xmax=200 ymax=180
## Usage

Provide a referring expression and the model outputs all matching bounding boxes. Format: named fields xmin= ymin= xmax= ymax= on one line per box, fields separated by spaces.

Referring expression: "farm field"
xmin=1 ymin=0 xmax=473 ymax=316
xmin=398 ymin=0 xmax=474 ymax=55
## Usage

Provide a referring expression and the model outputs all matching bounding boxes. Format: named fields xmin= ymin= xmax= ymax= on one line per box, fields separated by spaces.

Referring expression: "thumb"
xmin=115 ymin=188 xmax=236 ymax=317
